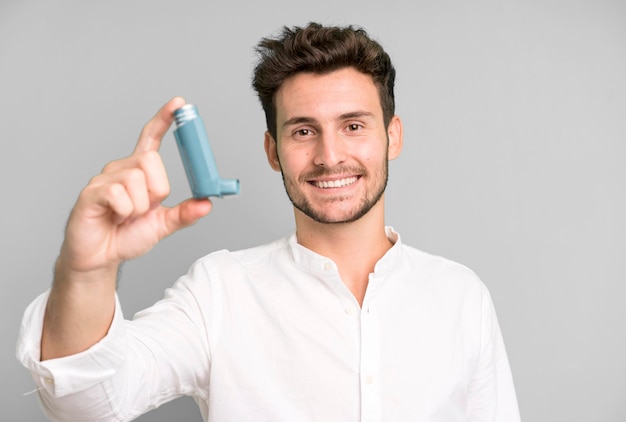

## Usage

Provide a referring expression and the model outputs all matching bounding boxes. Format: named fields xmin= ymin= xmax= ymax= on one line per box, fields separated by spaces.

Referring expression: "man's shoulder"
xmin=398 ymin=243 xmax=486 ymax=291
xmin=195 ymin=235 xmax=292 ymax=269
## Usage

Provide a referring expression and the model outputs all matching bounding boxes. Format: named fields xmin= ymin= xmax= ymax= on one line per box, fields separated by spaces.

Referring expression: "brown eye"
xmin=347 ymin=124 xmax=362 ymax=131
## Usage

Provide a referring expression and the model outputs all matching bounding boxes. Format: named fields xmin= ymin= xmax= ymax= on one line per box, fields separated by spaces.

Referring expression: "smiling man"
xmin=264 ymin=67 xmax=403 ymax=305
xmin=18 ymin=23 xmax=520 ymax=421
xmin=267 ymin=68 xmax=401 ymax=227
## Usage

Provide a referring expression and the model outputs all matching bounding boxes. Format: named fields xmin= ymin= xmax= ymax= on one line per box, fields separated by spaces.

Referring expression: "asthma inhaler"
xmin=173 ymin=104 xmax=239 ymax=198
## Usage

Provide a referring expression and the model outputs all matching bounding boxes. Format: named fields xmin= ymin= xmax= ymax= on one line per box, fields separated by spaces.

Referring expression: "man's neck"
xmin=294 ymin=201 xmax=393 ymax=306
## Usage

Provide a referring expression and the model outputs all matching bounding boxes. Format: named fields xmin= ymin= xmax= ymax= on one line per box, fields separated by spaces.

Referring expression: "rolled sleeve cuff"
xmin=16 ymin=290 xmax=127 ymax=398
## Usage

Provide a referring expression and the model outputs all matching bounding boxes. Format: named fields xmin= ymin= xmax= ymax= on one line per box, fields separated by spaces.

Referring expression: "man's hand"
xmin=60 ymin=97 xmax=212 ymax=273
xmin=41 ymin=97 xmax=212 ymax=360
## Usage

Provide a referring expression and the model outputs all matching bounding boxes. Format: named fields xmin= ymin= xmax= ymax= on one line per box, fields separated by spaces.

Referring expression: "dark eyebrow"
xmin=339 ymin=111 xmax=375 ymax=120
xmin=281 ymin=111 xmax=375 ymax=128
xmin=282 ymin=116 xmax=317 ymax=128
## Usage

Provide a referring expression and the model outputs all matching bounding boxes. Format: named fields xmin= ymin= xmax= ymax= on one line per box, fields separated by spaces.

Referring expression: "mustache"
xmin=299 ymin=166 xmax=366 ymax=182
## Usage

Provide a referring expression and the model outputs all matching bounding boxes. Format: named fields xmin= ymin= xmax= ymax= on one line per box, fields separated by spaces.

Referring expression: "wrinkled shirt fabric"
xmin=17 ymin=229 xmax=520 ymax=421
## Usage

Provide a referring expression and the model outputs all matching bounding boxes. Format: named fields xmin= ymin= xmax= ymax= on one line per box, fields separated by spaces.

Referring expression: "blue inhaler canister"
xmin=173 ymin=104 xmax=239 ymax=198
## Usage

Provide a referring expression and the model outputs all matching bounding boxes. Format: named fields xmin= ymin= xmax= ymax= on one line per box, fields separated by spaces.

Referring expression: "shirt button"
xmin=323 ymin=262 xmax=333 ymax=271
xmin=44 ymin=377 xmax=54 ymax=385
xmin=345 ymin=305 xmax=356 ymax=315
xmin=365 ymin=375 xmax=374 ymax=385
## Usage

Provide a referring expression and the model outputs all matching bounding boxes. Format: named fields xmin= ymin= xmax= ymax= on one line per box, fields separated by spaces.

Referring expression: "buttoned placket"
xmin=360 ymin=274 xmax=382 ymax=422
xmin=295 ymin=238 xmax=391 ymax=422
xmin=320 ymin=257 xmax=387 ymax=422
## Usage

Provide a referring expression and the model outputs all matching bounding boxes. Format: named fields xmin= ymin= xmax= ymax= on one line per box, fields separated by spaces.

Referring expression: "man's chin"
xmin=295 ymin=204 xmax=369 ymax=225
xmin=287 ymin=183 xmax=385 ymax=225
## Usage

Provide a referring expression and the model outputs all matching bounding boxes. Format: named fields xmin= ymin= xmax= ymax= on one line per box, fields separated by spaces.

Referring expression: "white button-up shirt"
xmin=17 ymin=228 xmax=520 ymax=421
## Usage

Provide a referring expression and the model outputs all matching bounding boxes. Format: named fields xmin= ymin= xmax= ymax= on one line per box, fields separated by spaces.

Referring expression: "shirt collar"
xmin=287 ymin=226 xmax=403 ymax=276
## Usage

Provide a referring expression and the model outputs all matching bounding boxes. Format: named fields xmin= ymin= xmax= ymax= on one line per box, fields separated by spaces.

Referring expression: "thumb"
xmin=161 ymin=198 xmax=212 ymax=237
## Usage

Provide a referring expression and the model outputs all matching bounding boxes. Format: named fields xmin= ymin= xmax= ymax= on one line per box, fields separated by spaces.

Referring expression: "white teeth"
xmin=314 ymin=177 xmax=358 ymax=189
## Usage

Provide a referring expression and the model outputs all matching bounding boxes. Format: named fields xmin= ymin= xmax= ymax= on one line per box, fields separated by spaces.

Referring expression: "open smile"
xmin=309 ymin=176 xmax=360 ymax=189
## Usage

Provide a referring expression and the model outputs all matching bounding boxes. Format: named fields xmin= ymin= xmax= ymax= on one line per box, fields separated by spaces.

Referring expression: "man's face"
xmin=265 ymin=67 xmax=402 ymax=224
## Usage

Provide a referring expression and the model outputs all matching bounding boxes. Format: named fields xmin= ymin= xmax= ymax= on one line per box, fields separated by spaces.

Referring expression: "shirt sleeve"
xmin=16 ymin=259 xmax=215 ymax=421
xmin=16 ymin=289 xmax=130 ymax=420
xmin=467 ymin=286 xmax=521 ymax=422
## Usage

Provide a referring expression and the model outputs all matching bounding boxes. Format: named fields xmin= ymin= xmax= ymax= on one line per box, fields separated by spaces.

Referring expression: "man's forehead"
xmin=274 ymin=68 xmax=382 ymax=122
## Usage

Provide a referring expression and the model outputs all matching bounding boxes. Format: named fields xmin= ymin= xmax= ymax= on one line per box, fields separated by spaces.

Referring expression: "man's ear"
xmin=264 ymin=131 xmax=281 ymax=171
xmin=387 ymin=115 xmax=403 ymax=160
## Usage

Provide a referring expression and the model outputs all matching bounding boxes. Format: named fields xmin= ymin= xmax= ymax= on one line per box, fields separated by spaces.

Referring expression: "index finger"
xmin=133 ymin=96 xmax=187 ymax=154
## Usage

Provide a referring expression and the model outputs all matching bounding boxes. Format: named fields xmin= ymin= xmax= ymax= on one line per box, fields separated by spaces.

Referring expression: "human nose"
xmin=313 ymin=131 xmax=346 ymax=167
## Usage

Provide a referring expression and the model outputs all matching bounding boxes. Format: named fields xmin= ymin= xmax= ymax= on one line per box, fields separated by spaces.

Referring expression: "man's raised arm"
xmin=41 ymin=97 xmax=212 ymax=360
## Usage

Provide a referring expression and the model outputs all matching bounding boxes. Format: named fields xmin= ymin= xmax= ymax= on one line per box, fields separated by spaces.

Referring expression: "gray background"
xmin=1 ymin=0 xmax=624 ymax=420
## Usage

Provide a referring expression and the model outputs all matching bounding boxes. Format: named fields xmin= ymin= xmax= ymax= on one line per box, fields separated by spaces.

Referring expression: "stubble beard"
xmin=279 ymin=159 xmax=389 ymax=225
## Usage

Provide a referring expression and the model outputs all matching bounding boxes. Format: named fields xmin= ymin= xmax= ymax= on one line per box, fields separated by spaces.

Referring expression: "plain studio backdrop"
xmin=1 ymin=1 xmax=624 ymax=421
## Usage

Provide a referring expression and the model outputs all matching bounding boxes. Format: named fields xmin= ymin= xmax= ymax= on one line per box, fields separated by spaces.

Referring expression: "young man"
xmin=18 ymin=23 xmax=520 ymax=421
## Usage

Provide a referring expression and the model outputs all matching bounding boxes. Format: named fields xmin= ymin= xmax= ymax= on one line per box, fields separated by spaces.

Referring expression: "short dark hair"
xmin=252 ymin=22 xmax=396 ymax=140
